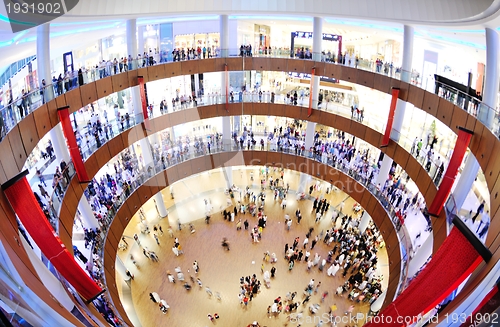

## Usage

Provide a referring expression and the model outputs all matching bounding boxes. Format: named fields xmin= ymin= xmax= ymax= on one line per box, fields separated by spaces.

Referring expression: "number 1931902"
xmin=6 ymin=2 xmax=62 ymax=15
xmin=444 ymin=312 xmax=498 ymax=326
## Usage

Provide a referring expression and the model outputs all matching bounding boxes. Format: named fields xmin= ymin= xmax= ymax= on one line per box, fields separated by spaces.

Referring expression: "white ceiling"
xmin=61 ymin=0 xmax=496 ymax=25
xmin=0 ymin=0 xmax=498 ymax=71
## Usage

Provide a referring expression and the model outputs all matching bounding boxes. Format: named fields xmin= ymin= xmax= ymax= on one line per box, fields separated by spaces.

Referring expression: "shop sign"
xmin=293 ymin=31 xmax=340 ymax=41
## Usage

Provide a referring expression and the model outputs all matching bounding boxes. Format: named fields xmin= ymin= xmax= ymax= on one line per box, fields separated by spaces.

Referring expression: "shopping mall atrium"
xmin=0 ymin=1 xmax=498 ymax=326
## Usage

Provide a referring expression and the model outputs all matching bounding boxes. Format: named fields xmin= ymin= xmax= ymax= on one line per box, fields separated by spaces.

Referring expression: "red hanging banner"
xmin=308 ymin=67 xmax=315 ymax=116
xmin=2 ymin=172 xmax=103 ymax=301
xmin=137 ymin=76 xmax=148 ymax=120
xmin=381 ymin=88 xmax=400 ymax=147
xmin=363 ymin=227 xmax=481 ymax=327
xmin=138 ymin=76 xmax=150 ymax=130
xmin=57 ymin=107 xmax=89 ymax=182
xmin=428 ymin=127 xmax=473 ymax=216
xmin=459 ymin=285 xmax=499 ymax=327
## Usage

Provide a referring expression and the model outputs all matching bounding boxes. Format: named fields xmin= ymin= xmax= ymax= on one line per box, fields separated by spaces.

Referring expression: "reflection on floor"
xmin=115 ymin=168 xmax=390 ymax=326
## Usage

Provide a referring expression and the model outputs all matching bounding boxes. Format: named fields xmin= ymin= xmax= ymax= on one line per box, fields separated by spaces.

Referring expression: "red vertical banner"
xmin=428 ymin=127 xmax=473 ymax=216
xmin=57 ymin=107 xmax=89 ymax=182
xmin=308 ymin=67 xmax=315 ymax=116
xmin=459 ymin=286 xmax=499 ymax=327
xmin=137 ymin=76 xmax=148 ymax=119
xmin=363 ymin=227 xmax=481 ymax=327
xmin=381 ymin=88 xmax=400 ymax=147
xmin=138 ymin=76 xmax=150 ymax=130
xmin=2 ymin=172 xmax=103 ymax=301
xmin=225 ymin=64 xmax=229 ymax=112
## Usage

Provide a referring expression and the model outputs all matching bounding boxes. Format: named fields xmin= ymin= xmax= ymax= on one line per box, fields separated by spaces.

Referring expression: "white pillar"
xmin=153 ymin=192 xmax=168 ymax=218
xmin=297 ymin=172 xmax=310 ymax=194
xmin=391 ymin=25 xmax=413 ymax=142
xmin=400 ymin=25 xmax=414 ymax=83
xmin=407 ymin=233 xmax=433 ymax=278
xmin=223 ymin=166 xmax=233 ymax=189
xmin=36 ymin=24 xmax=54 ymax=101
xmin=304 ymin=121 xmax=316 ymax=149
xmin=50 ymin=124 xmax=70 ymax=163
xmin=312 ymin=17 xmax=323 ymax=109
xmin=371 ymin=291 xmax=386 ymax=312
xmin=169 ymin=126 xmax=177 ymax=146
xmin=375 ymin=155 xmax=393 ymax=190
xmin=115 ymin=256 xmax=130 ymax=281
xmin=222 ymin=116 xmax=231 ymax=150
xmin=311 ymin=76 xmax=321 ymax=110
xmin=138 ymin=25 xmax=145 ymax=57
xmin=78 ymin=197 xmax=99 ymax=229
xmin=139 ymin=138 xmax=153 ymax=167
xmin=220 ymin=15 xmax=229 ymax=58
xmin=478 ymin=28 xmax=499 ymax=129
xmin=127 ymin=19 xmax=142 ymax=123
xmin=359 ymin=211 xmax=371 ymax=234
xmin=452 ymin=28 xmax=498 ymax=211
xmin=390 ymin=100 xmax=406 ymax=142
xmin=126 ymin=19 xmax=138 ymax=60
xmin=451 ymin=154 xmax=480 ymax=213
xmin=312 ymin=17 xmax=323 ymax=62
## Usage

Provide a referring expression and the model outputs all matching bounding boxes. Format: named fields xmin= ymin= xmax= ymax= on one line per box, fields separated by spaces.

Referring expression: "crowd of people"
xmin=25 ymin=103 xmax=430 ymax=325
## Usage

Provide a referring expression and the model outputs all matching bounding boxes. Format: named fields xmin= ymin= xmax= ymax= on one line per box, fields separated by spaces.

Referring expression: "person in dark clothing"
xmin=78 ymin=68 xmax=84 ymax=86
xmin=472 ymin=201 xmax=485 ymax=222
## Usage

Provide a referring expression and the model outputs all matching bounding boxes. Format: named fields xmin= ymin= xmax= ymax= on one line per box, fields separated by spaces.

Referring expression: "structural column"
xmin=311 ymin=17 xmax=322 ymax=110
xmin=304 ymin=121 xmax=316 ymax=150
xmin=127 ymin=19 xmax=143 ymax=123
xmin=49 ymin=124 xmax=70 ymax=163
xmin=78 ymin=197 xmax=99 ymax=229
xmin=407 ymin=233 xmax=433 ymax=278
xmin=137 ymin=25 xmax=145 ymax=60
xmin=115 ymin=256 xmax=131 ymax=282
xmin=223 ymin=166 xmax=233 ymax=189
xmin=400 ymin=25 xmax=414 ymax=84
xmin=153 ymin=192 xmax=168 ymax=218
xmin=36 ymin=24 xmax=54 ymax=102
xmin=450 ymin=154 xmax=480 ymax=215
xmin=452 ymin=28 xmax=499 ymax=212
xmin=375 ymin=154 xmax=393 ymax=192
xmin=222 ymin=116 xmax=231 ymax=150
xmin=297 ymin=172 xmax=310 ymax=194
xmin=391 ymin=25 xmax=414 ymax=142
xmin=139 ymin=137 xmax=154 ymax=169
xmin=478 ymin=28 xmax=499 ymax=129
xmin=359 ymin=211 xmax=371 ymax=234
xmin=220 ymin=15 xmax=229 ymax=58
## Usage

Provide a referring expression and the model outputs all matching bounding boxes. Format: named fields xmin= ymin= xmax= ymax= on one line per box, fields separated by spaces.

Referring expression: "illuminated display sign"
xmin=292 ymin=31 xmax=340 ymax=41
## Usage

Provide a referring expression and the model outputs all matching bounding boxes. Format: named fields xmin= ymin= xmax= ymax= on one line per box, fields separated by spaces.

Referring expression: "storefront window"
xmin=174 ymin=32 xmax=219 ymax=51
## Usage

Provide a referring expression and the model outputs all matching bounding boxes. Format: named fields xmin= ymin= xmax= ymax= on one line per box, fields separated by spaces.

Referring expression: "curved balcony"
xmin=1 ymin=56 xmax=499 ymax=325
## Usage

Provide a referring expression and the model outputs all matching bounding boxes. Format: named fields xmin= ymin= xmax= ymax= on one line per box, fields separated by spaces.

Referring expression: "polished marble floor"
xmin=117 ymin=168 xmax=389 ymax=326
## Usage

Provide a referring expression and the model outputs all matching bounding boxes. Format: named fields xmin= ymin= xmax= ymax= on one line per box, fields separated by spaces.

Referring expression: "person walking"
xmin=472 ymin=200 xmax=485 ymax=222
